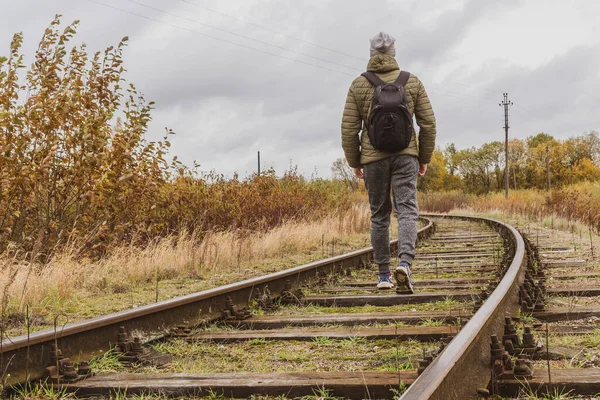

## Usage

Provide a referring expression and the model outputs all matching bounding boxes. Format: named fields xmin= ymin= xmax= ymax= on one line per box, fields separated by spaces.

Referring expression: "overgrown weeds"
xmin=0 ymin=204 xmax=370 ymax=334
xmin=0 ymin=17 xmax=371 ymax=335
xmin=0 ymin=17 xmax=357 ymax=262
xmin=418 ymin=182 xmax=600 ymax=236
xmin=10 ymin=380 xmax=74 ymax=400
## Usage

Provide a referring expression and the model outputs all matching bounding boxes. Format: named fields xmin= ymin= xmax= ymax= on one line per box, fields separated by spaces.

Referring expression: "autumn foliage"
xmin=0 ymin=18 xmax=351 ymax=260
xmin=421 ymin=132 xmax=600 ymax=194
xmin=418 ymin=133 xmax=600 ymax=231
xmin=418 ymin=182 xmax=600 ymax=234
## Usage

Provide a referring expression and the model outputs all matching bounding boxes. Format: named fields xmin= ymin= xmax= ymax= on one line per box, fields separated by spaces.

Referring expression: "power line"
xmin=175 ymin=0 xmax=368 ymax=62
xmin=433 ymin=76 xmax=504 ymax=95
xmin=510 ymin=100 xmax=544 ymax=116
xmin=511 ymin=103 xmax=585 ymax=135
xmin=428 ymin=86 xmax=500 ymax=105
xmin=89 ymin=0 xmax=532 ymax=109
xmin=124 ymin=0 xmax=362 ymax=72
xmin=87 ymin=0 xmax=356 ymax=77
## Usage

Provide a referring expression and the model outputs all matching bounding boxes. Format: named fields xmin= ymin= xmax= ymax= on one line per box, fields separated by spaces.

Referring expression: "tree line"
xmin=420 ymin=131 xmax=600 ymax=193
xmin=333 ymin=131 xmax=600 ymax=194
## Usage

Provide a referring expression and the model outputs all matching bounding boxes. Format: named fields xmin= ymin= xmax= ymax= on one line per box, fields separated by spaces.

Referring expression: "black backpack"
xmin=361 ymin=70 xmax=413 ymax=152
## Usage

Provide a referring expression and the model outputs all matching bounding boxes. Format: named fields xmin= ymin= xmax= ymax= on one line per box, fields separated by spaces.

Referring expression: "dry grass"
xmin=420 ymin=183 xmax=600 ymax=234
xmin=0 ymin=203 xmax=371 ymax=334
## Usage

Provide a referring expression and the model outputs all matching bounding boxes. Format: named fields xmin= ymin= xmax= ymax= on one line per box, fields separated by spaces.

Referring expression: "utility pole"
xmin=257 ymin=151 xmax=261 ymax=175
xmin=499 ymin=93 xmax=513 ymax=199
xmin=545 ymin=145 xmax=551 ymax=191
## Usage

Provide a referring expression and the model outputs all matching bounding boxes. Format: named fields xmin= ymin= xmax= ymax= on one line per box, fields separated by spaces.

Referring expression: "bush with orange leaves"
xmin=0 ymin=17 xmax=352 ymax=261
xmin=418 ymin=183 xmax=600 ymax=233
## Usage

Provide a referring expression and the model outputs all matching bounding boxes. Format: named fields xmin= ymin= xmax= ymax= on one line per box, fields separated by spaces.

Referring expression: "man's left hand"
xmin=354 ymin=167 xmax=363 ymax=179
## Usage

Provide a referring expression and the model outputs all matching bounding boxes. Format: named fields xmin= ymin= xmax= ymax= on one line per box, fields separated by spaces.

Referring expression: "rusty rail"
xmin=1 ymin=218 xmax=435 ymax=386
xmin=400 ymin=215 xmax=526 ymax=400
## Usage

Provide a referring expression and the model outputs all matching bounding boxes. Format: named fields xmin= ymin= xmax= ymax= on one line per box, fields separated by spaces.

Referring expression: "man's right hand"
xmin=418 ymin=163 xmax=427 ymax=177
xmin=354 ymin=167 xmax=364 ymax=179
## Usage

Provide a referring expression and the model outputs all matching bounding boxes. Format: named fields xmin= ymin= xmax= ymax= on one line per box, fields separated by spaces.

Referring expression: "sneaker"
xmin=377 ymin=272 xmax=395 ymax=289
xmin=395 ymin=262 xmax=415 ymax=294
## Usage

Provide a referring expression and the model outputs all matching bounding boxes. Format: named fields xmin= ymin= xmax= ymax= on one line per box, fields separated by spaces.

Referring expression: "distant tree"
xmin=343 ymin=126 xmax=600 ymax=195
xmin=331 ymin=158 xmax=358 ymax=191
xmin=419 ymin=149 xmax=448 ymax=192
xmin=565 ymin=130 xmax=600 ymax=167
xmin=454 ymin=148 xmax=482 ymax=193
xmin=480 ymin=141 xmax=504 ymax=191
xmin=527 ymin=132 xmax=555 ymax=149
xmin=508 ymin=139 xmax=526 ymax=190
xmin=454 ymin=143 xmax=504 ymax=194
xmin=572 ymin=158 xmax=600 ymax=183
xmin=444 ymin=143 xmax=458 ymax=175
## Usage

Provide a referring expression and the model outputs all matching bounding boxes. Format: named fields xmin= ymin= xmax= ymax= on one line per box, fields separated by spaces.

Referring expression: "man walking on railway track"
xmin=340 ymin=32 xmax=436 ymax=293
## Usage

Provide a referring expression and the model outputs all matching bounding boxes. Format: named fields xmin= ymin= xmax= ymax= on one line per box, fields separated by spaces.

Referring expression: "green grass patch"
xmin=148 ymin=338 xmax=438 ymax=374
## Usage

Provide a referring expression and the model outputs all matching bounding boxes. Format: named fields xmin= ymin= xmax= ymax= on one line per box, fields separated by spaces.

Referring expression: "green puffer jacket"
xmin=341 ymin=54 xmax=436 ymax=168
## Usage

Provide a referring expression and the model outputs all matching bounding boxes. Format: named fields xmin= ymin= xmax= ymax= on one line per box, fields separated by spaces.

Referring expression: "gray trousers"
xmin=363 ymin=154 xmax=419 ymax=274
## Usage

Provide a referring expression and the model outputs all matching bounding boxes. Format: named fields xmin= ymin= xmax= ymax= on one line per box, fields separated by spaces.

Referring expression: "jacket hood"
xmin=366 ymin=54 xmax=399 ymax=73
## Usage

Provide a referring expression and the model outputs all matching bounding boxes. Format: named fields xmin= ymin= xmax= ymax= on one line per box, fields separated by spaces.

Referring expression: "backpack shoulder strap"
xmin=361 ymin=72 xmax=386 ymax=87
xmin=394 ymin=71 xmax=410 ymax=87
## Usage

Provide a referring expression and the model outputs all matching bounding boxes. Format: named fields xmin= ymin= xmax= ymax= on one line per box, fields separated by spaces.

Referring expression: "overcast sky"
xmin=3 ymin=0 xmax=599 ymax=177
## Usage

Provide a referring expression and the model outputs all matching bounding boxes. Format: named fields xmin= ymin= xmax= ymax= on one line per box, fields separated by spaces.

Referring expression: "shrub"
xmin=0 ymin=18 xmax=354 ymax=260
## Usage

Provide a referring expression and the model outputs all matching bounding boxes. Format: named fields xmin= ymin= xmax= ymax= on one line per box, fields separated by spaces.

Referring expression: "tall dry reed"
xmin=419 ymin=182 xmax=600 ymax=232
xmin=0 ymin=203 xmax=370 ymax=313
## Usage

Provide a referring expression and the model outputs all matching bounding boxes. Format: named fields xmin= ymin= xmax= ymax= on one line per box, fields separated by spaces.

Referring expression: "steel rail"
xmin=1 ymin=218 xmax=435 ymax=386
xmin=400 ymin=215 xmax=526 ymax=400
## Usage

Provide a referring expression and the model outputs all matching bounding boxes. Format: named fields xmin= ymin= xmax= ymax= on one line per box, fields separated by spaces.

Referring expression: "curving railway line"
xmin=2 ymin=214 xmax=600 ymax=399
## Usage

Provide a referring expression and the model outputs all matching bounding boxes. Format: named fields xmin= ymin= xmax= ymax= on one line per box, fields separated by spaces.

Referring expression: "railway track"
xmin=3 ymin=214 xmax=600 ymax=399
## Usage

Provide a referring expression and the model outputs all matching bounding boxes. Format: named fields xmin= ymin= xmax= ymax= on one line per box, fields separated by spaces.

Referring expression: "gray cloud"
xmin=397 ymin=0 xmax=522 ymax=68
xmin=2 ymin=0 xmax=599 ymax=178
xmin=431 ymin=42 xmax=600 ymax=154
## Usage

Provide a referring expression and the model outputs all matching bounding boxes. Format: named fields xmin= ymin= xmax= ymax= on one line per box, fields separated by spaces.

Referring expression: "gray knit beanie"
xmin=369 ymin=32 xmax=396 ymax=57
